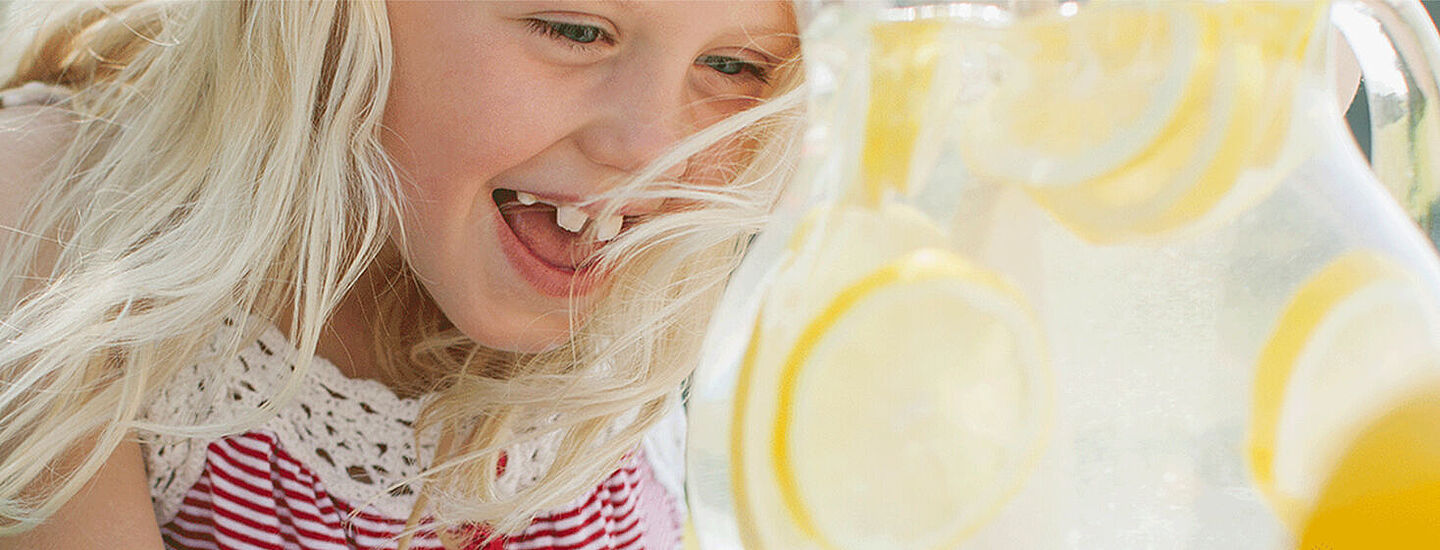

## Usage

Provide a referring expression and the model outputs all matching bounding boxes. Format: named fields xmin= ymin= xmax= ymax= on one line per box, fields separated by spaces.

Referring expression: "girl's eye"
xmin=526 ymin=19 xmax=613 ymax=47
xmin=696 ymin=54 xmax=769 ymax=83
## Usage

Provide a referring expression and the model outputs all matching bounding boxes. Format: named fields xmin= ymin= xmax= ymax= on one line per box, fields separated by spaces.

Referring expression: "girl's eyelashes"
xmin=525 ymin=18 xmax=616 ymax=49
xmin=695 ymin=54 xmax=770 ymax=84
xmin=524 ymin=15 xmax=772 ymax=88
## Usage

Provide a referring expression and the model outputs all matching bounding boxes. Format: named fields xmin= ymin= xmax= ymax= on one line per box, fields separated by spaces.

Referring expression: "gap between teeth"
xmin=516 ymin=191 xmax=623 ymax=241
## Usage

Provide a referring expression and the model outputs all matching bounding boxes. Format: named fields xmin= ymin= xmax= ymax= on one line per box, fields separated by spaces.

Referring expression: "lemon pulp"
xmin=1299 ymin=385 xmax=1440 ymax=549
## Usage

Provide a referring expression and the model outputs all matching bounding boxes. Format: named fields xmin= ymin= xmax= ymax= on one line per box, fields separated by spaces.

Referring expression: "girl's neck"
xmin=277 ymin=249 xmax=400 ymax=386
xmin=317 ymin=272 xmax=385 ymax=383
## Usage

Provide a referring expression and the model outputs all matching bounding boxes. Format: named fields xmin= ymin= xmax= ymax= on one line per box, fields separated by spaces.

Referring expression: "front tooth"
xmin=516 ymin=191 xmax=539 ymax=205
xmin=594 ymin=213 xmax=623 ymax=241
xmin=555 ymin=205 xmax=588 ymax=232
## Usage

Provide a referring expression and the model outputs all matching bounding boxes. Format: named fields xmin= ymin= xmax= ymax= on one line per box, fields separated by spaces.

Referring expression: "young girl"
xmin=0 ymin=1 xmax=802 ymax=549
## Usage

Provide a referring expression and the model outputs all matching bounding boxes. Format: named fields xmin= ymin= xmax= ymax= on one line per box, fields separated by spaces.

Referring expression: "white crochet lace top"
xmin=138 ymin=316 xmax=687 ymax=530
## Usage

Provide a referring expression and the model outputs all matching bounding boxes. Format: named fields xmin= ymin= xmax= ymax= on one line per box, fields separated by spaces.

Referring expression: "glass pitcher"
xmin=687 ymin=1 xmax=1440 ymax=549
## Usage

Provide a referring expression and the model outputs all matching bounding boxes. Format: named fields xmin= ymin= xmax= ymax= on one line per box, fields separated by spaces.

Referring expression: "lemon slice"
xmin=859 ymin=20 xmax=944 ymax=205
xmin=959 ymin=3 xmax=1319 ymax=242
xmin=729 ymin=203 xmax=956 ymax=550
xmin=1300 ymin=384 xmax=1440 ymax=548
xmin=1248 ymin=251 xmax=1440 ymax=530
xmin=961 ymin=7 xmax=1205 ymax=189
xmin=770 ymin=249 xmax=1050 ymax=550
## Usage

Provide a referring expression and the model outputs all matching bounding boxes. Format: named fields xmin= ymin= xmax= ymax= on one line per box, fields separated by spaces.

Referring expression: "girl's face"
xmin=383 ymin=1 xmax=796 ymax=352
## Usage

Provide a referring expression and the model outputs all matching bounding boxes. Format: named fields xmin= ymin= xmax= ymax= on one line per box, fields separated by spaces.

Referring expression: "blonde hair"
xmin=0 ymin=0 xmax=803 ymax=545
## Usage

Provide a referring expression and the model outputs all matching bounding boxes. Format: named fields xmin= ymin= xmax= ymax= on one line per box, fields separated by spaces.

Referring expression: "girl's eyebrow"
xmin=600 ymin=0 xmax=652 ymax=15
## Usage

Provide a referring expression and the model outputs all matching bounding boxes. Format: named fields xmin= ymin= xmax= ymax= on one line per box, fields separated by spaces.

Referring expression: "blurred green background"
xmin=1346 ymin=2 xmax=1440 ymax=158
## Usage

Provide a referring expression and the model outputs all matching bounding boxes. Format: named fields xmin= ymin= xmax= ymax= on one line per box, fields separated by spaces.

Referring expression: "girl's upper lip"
xmin=497 ymin=186 xmax=665 ymax=218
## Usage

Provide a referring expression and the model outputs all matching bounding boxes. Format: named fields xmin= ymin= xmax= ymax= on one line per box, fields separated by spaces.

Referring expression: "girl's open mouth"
xmin=492 ymin=189 xmax=637 ymax=295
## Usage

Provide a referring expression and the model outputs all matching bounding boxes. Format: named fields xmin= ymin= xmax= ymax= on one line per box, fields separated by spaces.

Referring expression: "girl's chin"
xmin=428 ymin=255 xmax=610 ymax=354
xmin=451 ymin=303 xmax=594 ymax=354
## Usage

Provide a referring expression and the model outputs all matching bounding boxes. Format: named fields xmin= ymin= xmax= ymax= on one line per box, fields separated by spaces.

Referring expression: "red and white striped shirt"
xmin=142 ymin=320 xmax=686 ymax=550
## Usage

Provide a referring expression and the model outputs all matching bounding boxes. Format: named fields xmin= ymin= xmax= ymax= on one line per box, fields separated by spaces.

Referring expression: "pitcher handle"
xmin=1332 ymin=0 xmax=1440 ymax=243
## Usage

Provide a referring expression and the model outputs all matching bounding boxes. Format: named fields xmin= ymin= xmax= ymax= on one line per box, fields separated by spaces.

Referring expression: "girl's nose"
xmin=574 ymin=62 xmax=693 ymax=180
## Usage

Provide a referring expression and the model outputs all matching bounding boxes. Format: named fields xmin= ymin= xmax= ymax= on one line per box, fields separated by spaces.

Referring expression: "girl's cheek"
xmin=687 ymin=134 xmax=762 ymax=187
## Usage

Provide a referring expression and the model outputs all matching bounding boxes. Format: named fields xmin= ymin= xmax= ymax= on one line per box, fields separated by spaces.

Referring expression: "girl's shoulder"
xmin=0 ymin=83 xmax=76 ymax=230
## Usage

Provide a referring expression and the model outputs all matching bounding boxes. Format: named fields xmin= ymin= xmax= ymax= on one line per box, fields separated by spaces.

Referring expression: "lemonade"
xmin=688 ymin=1 xmax=1440 ymax=548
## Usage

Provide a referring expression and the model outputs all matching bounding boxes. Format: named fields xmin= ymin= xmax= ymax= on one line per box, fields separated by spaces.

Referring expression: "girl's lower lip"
xmin=493 ymin=210 xmax=600 ymax=297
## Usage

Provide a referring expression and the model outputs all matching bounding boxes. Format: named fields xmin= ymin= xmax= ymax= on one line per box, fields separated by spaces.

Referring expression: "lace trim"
xmin=140 ymin=318 xmax=687 ymax=522
xmin=140 ymin=317 xmax=434 ymax=520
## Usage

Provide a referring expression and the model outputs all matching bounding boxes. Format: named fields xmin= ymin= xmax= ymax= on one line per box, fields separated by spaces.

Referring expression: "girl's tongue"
xmin=497 ymin=196 xmax=602 ymax=270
